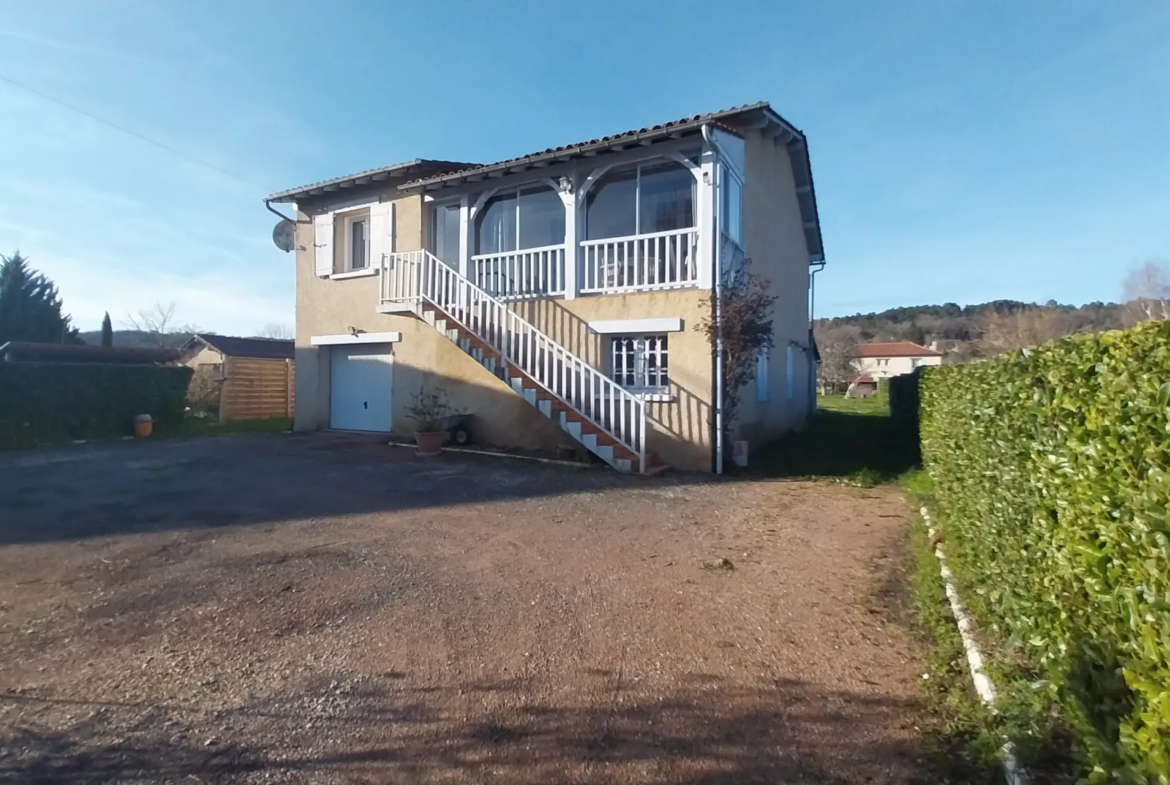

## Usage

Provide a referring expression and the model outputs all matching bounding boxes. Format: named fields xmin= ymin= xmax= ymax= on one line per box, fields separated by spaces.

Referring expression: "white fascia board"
xmin=587 ymin=317 xmax=683 ymax=335
xmin=310 ymin=332 xmax=402 ymax=346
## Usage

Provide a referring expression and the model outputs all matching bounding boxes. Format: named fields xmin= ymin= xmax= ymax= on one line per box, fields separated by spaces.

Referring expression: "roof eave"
xmin=265 ymin=159 xmax=481 ymax=204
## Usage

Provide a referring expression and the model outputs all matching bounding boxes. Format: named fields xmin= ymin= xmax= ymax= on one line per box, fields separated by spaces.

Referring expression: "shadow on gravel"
xmin=0 ymin=433 xmax=722 ymax=546
xmin=1 ymin=675 xmax=937 ymax=784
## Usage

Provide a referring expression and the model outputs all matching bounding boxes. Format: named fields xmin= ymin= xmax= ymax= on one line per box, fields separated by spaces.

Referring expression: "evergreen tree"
xmin=100 ymin=312 xmax=114 ymax=347
xmin=0 ymin=251 xmax=82 ymax=345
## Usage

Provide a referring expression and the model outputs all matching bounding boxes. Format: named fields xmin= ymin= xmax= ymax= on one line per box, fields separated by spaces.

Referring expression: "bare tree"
xmin=977 ymin=307 xmax=1072 ymax=356
xmin=696 ymin=261 xmax=777 ymax=434
xmin=257 ymin=322 xmax=293 ymax=340
xmin=814 ymin=323 xmax=862 ymax=393
xmin=1122 ymin=260 xmax=1170 ymax=326
xmin=125 ymin=301 xmax=198 ymax=347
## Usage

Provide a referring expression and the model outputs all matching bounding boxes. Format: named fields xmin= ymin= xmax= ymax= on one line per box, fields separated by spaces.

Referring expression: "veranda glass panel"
xmin=518 ymin=187 xmax=564 ymax=249
xmin=585 ymin=169 xmax=637 ymax=240
xmin=639 ymin=163 xmax=694 ymax=233
xmin=431 ymin=204 xmax=461 ymax=266
xmin=477 ymin=192 xmax=518 ymax=255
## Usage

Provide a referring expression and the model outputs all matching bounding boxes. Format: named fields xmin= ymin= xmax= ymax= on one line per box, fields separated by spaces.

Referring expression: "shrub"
xmin=0 ymin=363 xmax=192 ymax=449
xmin=919 ymin=321 xmax=1170 ymax=782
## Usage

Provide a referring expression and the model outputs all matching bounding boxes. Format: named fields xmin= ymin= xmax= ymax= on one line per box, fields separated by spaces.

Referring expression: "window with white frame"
xmin=476 ymin=186 xmax=565 ymax=254
xmin=721 ymin=167 xmax=743 ymax=247
xmin=585 ymin=160 xmax=695 ymax=240
xmin=611 ymin=335 xmax=669 ymax=391
xmin=339 ymin=209 xmax=370 ymax=271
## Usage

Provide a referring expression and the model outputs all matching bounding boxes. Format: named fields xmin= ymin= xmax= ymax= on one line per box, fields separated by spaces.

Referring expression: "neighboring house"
xmin=179 ymin=334 xmax=295 ymax=422
xmin=848 ymin=341 xmax=943 ymax=396
xmin=266 ymin=102 xmax=825 ymax=473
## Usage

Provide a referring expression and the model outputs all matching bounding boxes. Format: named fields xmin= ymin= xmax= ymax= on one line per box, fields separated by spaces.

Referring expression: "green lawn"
xmin=753 ymin=394 xmax=920 ymax=486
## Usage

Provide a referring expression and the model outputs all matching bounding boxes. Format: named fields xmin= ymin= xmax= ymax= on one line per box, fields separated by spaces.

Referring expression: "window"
xmin=786 ymin=345 xmax=796 ymax=400
xmin=756 ymin=349 xmax=769 ymax=402
xmin=585 ymin=160 xmax=695 ymax=240
xmin=340 ymin=210 xmax=370 ymax=271
xmin=610 ymin=335 xmax=669 ymax=391
xmin=722 ymin=167 xmax=743 ymax=246
xmin=476 ymin=186 xmax=565 ymax=255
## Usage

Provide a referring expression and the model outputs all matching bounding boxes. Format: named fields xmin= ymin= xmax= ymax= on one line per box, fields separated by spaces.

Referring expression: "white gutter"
xmin=702 ymin=123 xmax=725 ymax=475
xmin=920 ymin=506 xmax=1029 ymax=785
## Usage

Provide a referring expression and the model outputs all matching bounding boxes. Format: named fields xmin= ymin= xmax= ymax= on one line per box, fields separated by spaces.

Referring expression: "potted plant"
xmin=406 ymin=386 xmax=459 ymax=456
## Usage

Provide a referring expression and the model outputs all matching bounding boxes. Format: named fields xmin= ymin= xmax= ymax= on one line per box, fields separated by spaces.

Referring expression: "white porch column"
xmin=562 ymin=170 xmax=578 ymax=300
xmin=458 ymin=194 xmax=470 ymax=279
xmin=697 ymin=141 xmax=717 ymax=289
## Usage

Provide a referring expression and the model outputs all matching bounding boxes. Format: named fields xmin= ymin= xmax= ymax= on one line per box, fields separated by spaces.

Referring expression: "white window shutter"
xmin=313 ymin=213 xmax=334 ymax=278
xmin=368 ymin=202 xmax=391 ymax=265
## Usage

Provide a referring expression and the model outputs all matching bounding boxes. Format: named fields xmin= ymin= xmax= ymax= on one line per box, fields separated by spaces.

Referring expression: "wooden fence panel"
xmin=219 ymin=358 xmax=294 ymax=422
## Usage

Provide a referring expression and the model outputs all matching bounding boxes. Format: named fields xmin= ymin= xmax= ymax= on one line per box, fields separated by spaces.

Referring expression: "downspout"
xmin=808 ymin=260 xmax=825 ymax=412
xmin=702 ymin=124 xmax=724 ymax=475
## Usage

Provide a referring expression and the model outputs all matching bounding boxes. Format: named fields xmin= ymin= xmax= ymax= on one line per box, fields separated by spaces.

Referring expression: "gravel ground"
xmin=0 ymin=434 xmax=930 ymax=784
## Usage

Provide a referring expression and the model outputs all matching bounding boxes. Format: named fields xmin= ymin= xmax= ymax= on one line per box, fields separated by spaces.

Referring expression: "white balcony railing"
xmin=580 ymin=227 xmax=699 ymax=295
xmin=471 ymin=244 xmax=565 ymax=301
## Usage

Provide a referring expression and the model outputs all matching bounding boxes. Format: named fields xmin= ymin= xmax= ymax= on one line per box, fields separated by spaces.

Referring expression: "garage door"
xmin=329 ymin=346 xmax=394 ymax=432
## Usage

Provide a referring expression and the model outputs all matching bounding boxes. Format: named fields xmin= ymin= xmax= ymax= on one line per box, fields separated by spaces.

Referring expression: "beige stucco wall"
xmin=733 ymin=128 xmax=813 ymax=450
xmin=853 ymin=355 xmax=942 ymax=379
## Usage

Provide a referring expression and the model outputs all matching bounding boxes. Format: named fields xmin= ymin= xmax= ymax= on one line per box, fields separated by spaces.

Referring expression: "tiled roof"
xmin=852 ymin=342 xmax=943 ymax=358
xmin=399 ymin=102 xmax=793 ymax=190
xmin=265 ymin=159 xmax=480 ymax=203
xmin=190 ymin=334 xmax=295 ymax=360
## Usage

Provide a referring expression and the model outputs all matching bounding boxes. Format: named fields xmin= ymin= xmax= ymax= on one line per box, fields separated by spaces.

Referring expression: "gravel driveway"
xmin=0 ymin=434 xmax=930 ymax=784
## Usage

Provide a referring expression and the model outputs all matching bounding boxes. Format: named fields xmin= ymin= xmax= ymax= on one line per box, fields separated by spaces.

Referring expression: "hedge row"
xmin=0 ymin=363 xmax=192 ymax=449
xmin=920 ymin=321 xmax=1170 ymax=782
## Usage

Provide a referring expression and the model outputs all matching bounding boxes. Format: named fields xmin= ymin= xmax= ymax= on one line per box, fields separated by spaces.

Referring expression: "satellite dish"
xmin=272 ymin=219 xmax=295 ymax=253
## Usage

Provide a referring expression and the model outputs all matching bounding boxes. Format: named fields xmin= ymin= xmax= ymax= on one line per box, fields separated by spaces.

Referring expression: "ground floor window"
xmin=611 ymin=335 xmax=669 ymax=391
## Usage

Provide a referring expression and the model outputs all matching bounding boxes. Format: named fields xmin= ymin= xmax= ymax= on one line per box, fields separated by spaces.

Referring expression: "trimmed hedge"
xmin=0 ymin=363 xmax=192 ymax=449
xmin=920 ymin=321 xmax=1170 ymax=782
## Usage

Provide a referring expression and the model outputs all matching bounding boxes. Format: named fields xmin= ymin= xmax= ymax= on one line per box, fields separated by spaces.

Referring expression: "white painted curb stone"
xmin=921 ymin=505 xmax=1029 ymax=785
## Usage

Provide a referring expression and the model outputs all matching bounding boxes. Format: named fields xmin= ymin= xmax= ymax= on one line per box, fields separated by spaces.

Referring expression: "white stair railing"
xmin=382 ymin=251 xmax=646 ymax=471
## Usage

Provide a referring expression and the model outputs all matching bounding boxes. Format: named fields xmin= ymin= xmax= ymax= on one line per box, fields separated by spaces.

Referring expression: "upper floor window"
xmin=339 ymin=209 xmax=370 ymax=271
xmin=476 ymin=186 xmax=565 ymax=255
xmin=722 ymin=168 xmax=743 ymax=246
xmin=585 ymin=161 xmax=695 ymax=241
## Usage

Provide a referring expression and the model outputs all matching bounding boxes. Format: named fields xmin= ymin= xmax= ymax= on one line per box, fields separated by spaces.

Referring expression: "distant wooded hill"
xmin=816 ymin=300 xmax=1124 ymax=345
xmin=78 ymin=330 xmax=196 ymax=349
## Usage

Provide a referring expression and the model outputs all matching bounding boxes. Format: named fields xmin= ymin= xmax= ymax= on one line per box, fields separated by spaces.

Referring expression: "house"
xmin=847 ymin=341 xmax=943 ymax=396
xmin=266 ymin=102 xmax=825 ymax=473
xmin=179 ymin=334 xmax=295 ymax=422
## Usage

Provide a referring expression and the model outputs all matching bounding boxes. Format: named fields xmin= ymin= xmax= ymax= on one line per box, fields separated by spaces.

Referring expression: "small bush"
xmin=0 ymin=362 xmax=192 ymax=449
xmin=920 ymin=321 xmax=1170 ymax=782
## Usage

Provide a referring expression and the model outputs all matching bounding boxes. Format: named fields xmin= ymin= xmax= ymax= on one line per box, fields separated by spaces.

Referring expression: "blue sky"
xmin=0 ymin=1 xmax=1166 ymax=333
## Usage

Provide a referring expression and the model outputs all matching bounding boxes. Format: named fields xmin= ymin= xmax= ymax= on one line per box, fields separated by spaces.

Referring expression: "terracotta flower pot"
xmin=414 ymin=430 xmax=445 ymax=457
xmin=133 ymin=414 xmax=153 ymax=438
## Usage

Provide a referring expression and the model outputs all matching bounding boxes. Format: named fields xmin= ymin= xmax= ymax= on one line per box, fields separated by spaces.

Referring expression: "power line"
xmin=0 ymin=71 xmax=272 ymax=193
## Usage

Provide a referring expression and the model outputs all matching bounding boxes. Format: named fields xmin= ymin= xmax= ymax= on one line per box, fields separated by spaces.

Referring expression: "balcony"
xmin=580 ymin=227 xmax=699 ymax=295
xmin=471 ymin=244 xmax=566 ymax=301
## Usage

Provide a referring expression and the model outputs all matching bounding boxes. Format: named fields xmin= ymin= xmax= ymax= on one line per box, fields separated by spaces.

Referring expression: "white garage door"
xmin=329 ymin=346 xmax=394 ymax=432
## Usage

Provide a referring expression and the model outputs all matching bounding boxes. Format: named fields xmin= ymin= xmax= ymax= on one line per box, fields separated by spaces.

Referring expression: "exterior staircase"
xmin=380 ymin=250 xmax=654 ymax=473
